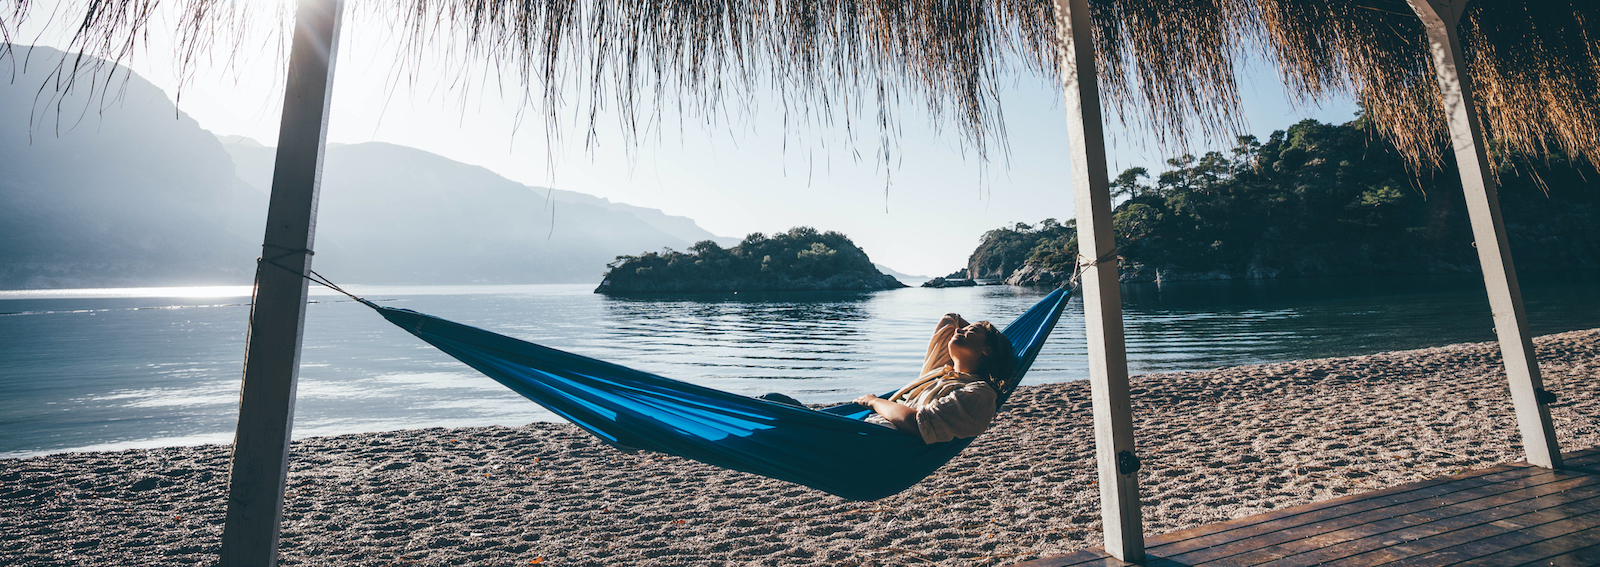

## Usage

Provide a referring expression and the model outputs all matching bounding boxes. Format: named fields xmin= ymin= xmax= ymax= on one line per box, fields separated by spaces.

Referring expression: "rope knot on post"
xmin=1076 ymin=249 xmax=1119 ymax=270
xmin=254 ymin=250 xmax=372 ymax=307
xmin=1071 ymin=249 xmax=1119 ymax=287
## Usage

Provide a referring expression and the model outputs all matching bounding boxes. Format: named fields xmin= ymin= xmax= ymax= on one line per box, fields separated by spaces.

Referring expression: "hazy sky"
xmin=17 ymin=2 xmax=1357 ymax=277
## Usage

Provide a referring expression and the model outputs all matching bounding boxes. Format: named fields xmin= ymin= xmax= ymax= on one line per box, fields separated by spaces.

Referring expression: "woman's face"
xmin=948 ymin=323 xmax=991 ymax=365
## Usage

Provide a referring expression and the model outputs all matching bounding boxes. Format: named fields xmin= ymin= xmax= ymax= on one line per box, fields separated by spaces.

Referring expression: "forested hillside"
xmin=966 ymin=117 xmax=1600 ymax=285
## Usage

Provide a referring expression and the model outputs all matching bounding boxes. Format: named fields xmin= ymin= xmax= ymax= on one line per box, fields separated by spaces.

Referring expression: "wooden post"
xmin=218 ymin=0 xmax=344 ymax=565
xmin=1406 ymin=0 xmax=1562 ymax=469
xmin=1049 ymin=0 xmax=1145 ymax=560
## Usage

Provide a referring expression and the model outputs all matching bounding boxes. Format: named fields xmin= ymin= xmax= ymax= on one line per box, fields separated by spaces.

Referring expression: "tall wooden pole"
xmin=1406 ymin=0 xmax=1562 ymax=469
xmin=219 ymin=0 xmax=344 ymax=565
xmin=1049 ymin=0 xmax=1145 ymax=560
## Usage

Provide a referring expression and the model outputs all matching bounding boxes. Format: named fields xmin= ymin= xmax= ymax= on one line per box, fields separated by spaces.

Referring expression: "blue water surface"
xmin=1 ymin=273 xmax=1595 ymax=457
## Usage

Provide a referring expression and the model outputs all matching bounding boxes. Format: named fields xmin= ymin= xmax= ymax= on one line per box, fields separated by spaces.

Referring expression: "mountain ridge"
xmin=0 ymin=45 xmax=264 ymax=289
xmin=222 ymin=141 xmax=735 ymax=284
xmin=0 ymin=44 xmax=737 ymax=288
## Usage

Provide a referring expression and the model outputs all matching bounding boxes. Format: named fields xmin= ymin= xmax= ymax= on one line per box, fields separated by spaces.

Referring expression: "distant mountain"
xmin=874 ymin=264 xmax=928 ymax=285
xmin=539 ymin=186 xmax=739 ymax=250
xmin=0 ymin=44 xmax=733 ymax=288
xmin=224 ymin=142 xmax=733 ymax=284
xmin=0 ymin=45 xmax=266 ymax=289
xmin=216 ymin=135 xmax=264 ymax=147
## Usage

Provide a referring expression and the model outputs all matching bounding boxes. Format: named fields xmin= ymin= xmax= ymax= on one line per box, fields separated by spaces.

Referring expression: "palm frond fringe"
xmin=6 ymin=0 xmax=1597 ymax=172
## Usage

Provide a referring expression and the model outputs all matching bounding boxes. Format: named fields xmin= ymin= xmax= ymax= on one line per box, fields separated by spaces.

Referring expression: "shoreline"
xmin=3 ymin=328 xmax=1596 ymax=566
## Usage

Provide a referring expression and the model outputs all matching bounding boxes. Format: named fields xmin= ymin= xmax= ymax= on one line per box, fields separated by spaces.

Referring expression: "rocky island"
xmin=595 ymin=227 xmax=907 ymax=294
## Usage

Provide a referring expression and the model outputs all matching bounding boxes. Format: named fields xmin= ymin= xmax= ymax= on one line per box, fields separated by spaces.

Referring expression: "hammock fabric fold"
xmin=367 ymin=288 xmax=1071 ymax=501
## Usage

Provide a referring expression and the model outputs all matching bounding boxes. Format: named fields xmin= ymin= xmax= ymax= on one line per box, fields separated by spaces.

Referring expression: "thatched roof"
xmin=9 ymin=0 xmax=1598 ymax=171
xmin=1257 ymin=0 xmax=1600 ymax=171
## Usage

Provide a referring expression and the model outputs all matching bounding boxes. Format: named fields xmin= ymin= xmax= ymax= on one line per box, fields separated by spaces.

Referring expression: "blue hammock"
xmin=365 ymin=288 xmax=1071 ymax=501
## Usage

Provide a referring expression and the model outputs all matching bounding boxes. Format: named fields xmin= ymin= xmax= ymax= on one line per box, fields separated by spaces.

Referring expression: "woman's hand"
xmin=857 ymin=395 xmax=919 ymax=435
xmin=939 ymin=313 xmax=968 ymax=328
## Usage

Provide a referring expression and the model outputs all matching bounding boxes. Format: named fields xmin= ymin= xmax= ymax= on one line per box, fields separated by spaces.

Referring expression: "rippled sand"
xmin=3 ymin=329 xmax=1596 ymax=566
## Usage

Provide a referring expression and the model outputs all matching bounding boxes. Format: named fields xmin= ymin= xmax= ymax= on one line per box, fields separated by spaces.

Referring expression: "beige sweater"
xmin=865 ymin=316 xmax=999 ymax=444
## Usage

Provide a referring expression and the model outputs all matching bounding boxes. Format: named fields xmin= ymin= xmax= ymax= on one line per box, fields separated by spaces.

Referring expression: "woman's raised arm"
xmin=922 ymin=314 xmax=965 ymax=374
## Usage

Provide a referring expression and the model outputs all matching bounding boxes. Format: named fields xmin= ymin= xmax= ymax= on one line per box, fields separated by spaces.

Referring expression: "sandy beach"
xmin=3 ymin=328 xmax=1596 ymax=566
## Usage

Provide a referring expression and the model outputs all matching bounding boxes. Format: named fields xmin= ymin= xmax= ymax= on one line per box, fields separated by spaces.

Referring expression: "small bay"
xmin=1 ymin=273 xmax=1595 ymax=458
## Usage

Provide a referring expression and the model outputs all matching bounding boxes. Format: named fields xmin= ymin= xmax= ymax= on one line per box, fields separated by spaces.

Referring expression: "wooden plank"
xmin=1053 ymin=559 xmax=1123 ymax=567
xmin=1253 ymin=479 xmax=1600 ymax=566
xmin=1024 ymin=461 xmax=1600 ymax=567
xmin=1013 ymin=549 xmax=1125 ymax=567
xmin=1013 ymin=552 xmax=1194 ymax=567
xmin=1386 ymin=509 xmax=1600 ymax=566
xmin=1527 ymin=543 xmax=1600 ymax=567
xmin=1166 ymin=470 xmax=1581 ymax=564
xmin=1047 ymin=0 xmax=1142 ymax=561
xmin=1145 ymin=465 xmax=1524 ymax=551
xmin=1323 ymin=494 xmax=1600 ymax=566
xmin=1255 ymin=475 xmax=1600 ymax=564
xmin=217 ymin=1 xmax=345 ymax=566
xmin=1564 ymin=448 xmax=1600 ymax=462
xmin=1154 ymin=461 xmax=1595 ymax=553
xmin=1222 ymin=477 xmax=1600 ymax=566
xmin=1025 ymin=457 xmax=1598 ymax=567
xmin=1565 ymin=449 xmax=1600 ymax=473
xmin=1461 ymin=524 xmax=1600 ymax=566
xmin=1405 ymin=0 xmax=1562 ymax=469
xmin=1144 ymin=466 xmax=1538 ymax=556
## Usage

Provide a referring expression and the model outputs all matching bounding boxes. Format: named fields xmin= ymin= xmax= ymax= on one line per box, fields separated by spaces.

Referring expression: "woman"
xmin=856 ymin=313 xmax=1015 ymax=444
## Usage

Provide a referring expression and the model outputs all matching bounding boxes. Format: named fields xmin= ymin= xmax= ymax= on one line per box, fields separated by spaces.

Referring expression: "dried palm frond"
xmin=8 ymin=0 xmax=1599 ymax=173
xmin=1258 ymin=0 xmax=1600 ymax=170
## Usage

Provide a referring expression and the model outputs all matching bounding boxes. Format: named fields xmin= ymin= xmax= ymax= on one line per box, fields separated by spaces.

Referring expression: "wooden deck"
xmin=1019 ymin=449 xmax=1600 ymax=567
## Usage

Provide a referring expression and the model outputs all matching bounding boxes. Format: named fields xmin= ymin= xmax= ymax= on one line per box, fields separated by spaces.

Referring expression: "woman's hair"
xmin=973 ymin=321 xmax=1016 ymax=391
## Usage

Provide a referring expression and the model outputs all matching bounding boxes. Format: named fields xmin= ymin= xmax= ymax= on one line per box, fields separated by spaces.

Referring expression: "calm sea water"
xmin=2 ymin=273 xmax=1596 ymax=458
